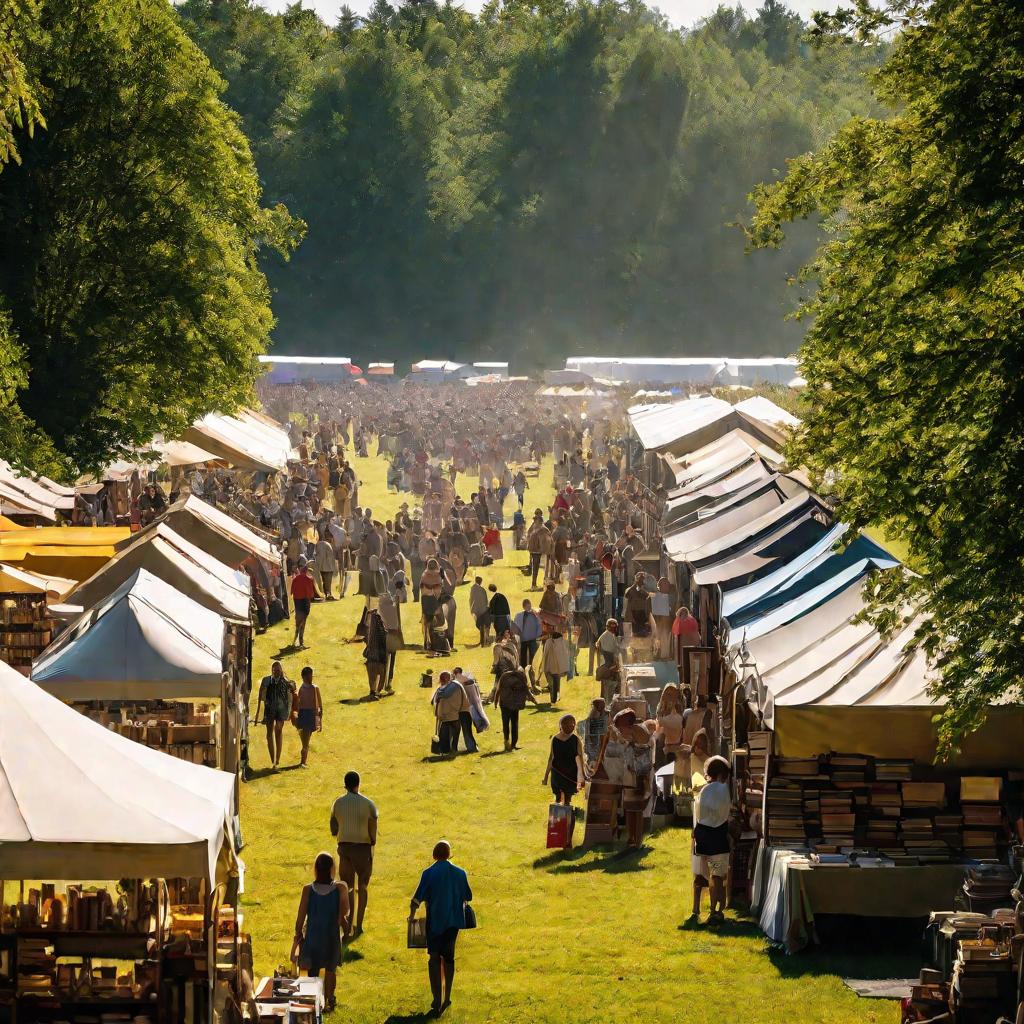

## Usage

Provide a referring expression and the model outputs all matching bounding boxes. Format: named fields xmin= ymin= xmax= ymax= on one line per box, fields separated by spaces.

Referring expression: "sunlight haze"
xmin=258 ymin=0 xmax=828 ymax=28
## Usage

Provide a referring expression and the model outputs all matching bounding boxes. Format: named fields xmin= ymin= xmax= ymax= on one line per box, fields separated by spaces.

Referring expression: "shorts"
xmin=551 ymin=783 xmax=575 ymax=803
xmin=691 ymin=852 xmax=729 ymax=879
xmin=426 ymin=926 xmax=459 ymax=961
xmin=338 ymin=842 xmax=374 ymax=886
xmin=293 ymin=597 xmax=312 ymax=618
xmin=296 ymin=707 xmax=317 ymax=732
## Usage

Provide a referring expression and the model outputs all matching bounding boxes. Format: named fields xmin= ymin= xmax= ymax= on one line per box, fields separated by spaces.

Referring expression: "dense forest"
xmin=179 ymin=0 xmax=884 ymax=364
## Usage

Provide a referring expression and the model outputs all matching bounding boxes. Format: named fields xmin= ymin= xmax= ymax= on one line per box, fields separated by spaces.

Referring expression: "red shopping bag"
xmin=546 ymin=803 xmax=573 ymax=849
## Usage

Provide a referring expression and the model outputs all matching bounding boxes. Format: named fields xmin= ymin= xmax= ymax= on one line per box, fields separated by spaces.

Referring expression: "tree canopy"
xmin=179 ymin=0 xmax=884 ymax=365
xmin=0 ymin=0 xmax=300 ymax=475
xmin=748 ymin=0 xmax=1024 ymax=751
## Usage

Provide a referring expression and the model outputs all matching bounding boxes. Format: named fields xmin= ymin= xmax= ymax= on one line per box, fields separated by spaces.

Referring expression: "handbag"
xmin=407 ymin=915 xmax=428 ymax=949
xmin=430 ymin=734 xmax=442 ymax=755
xmin=385 ymin=630 xmax=403 ymax=654
xmin=463 ymin=903 xmax=477 ymax=930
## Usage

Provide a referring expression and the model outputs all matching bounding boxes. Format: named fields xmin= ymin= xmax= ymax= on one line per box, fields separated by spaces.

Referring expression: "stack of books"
xmin=952 ymin=938 xmax=1014 ymax=1006
xmin=766 ymin=779 xmax=807 ymax=846
xmin=775 ymin=757 xmax=825 ymax=780
xmin=828 ymin=752 xmax=870 ymax=784
xmin=875 ymin=758 xmax=913 ymax=781
xmin=961 ymin=778 xmax=1004 ymax=860
xmin=819 ymin=790 xmax=856 ymax=847
xmin=902 ymin=781 xmax=947 ymax=809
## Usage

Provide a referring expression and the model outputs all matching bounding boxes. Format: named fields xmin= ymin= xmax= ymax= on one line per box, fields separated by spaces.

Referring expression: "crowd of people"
xmin=168 ymin=380 xmax=729 ymax=1017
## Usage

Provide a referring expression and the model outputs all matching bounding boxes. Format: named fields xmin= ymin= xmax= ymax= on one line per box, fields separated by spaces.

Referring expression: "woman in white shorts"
xmin=690 ymin=755 xmax=732 ymax=925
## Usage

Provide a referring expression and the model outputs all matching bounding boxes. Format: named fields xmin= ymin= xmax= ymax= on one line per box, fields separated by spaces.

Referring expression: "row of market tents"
xmin=632 ymin=395 xmax=1021 ymax=768
xmin=0 ymin=408 xmax=294 ymax=933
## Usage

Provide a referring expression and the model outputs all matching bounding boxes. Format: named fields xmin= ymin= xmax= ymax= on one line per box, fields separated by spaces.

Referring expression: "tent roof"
xmin=730 ymin=555 xmax=878 ymax=645
xmin=70 ymin=523 xmax=251 ymax=621
xmin=0 ymin=461 xmax=75 ymax=517
xmin=33 ymin=568 xmax=225 ymax=700
xmin=734 ymin=395 xmax=801 ymax=431
xmin=664 ymin=463 xmax=779 ymax=529
xmin=685 ymin=492 xmax=826 ymax=569
xmin=258 ymin=356 xmax=351 ymax=366
xmin=664 ymin=479 xmax=811 ymax=563
xmin=180 ymin=411 xmax=290 ymax=472
xmin=0 ymin=562 xmax=76 ymax=598
xmin=156 ymin=438 xmax=219 ymax=467
xmin=153 ymin=496 xmax=278 ymax=568
xmin=0 ymin=661 xmax=233 ymax=882
xmin=691 ymin=509 xmax=830 ymax=588
xmin=629 ymin=396 xmax=734 ymax=452
xmin=724 ymin=533 xmax=899 ymax=630
xmin=664 ymin=429 xmax=785 ymax=486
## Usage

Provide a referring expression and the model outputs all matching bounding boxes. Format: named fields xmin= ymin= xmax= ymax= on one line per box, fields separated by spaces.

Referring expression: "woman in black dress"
xmin=543 ymin=714 xmax=585 ymax=805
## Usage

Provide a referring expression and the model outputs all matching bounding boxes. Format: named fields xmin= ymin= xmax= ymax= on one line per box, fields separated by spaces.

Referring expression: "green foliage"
xmin=748 ymin=1 xmax=1024 ymax=752
xmin=179 ymin=0 xmax=883 ymax=364
xmin=0 ymin=0 xmax=302 ymax=474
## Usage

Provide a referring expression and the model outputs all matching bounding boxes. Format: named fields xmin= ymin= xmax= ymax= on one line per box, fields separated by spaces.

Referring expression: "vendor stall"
xmin=31 ymin=570 xmax=245 ymax=790
xmin=0 ymin=566 xmax=75 ymax=673
xmin=0 ymin=662 xmax=247 ymax=1024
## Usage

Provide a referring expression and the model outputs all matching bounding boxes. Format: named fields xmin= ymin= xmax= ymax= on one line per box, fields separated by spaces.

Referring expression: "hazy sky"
xmin=260 ymin=0 xmax=826 ymax=29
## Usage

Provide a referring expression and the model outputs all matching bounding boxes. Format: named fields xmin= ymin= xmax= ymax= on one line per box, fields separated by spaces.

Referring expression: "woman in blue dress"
xmin=292 ymin=852 xmax=350 ymax=1011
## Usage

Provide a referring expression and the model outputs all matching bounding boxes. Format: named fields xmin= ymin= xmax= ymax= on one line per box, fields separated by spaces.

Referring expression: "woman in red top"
xmin=291 ymin=556 xmax=317 ymax=648
xmin=672 ymin=605 xmax=702 ymax=656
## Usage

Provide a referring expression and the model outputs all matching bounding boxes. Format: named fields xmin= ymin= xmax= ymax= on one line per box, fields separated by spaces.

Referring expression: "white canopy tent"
xmin=33 ymin=568 xmax=225 ymax=700
xmin=628 ymin=396 xmax=735 ymax=453
xmin=69 ymin=523 xmax=251 ymax=622
xmin=0 ymin=661 xmax=234 ymax=882
xmin=180 ymin=412 xmax=291 ymax=473
xmin=156 ymin=495 xmax=279 ymax=569
xmin=663 ymin=429 xmax=786 ymax=487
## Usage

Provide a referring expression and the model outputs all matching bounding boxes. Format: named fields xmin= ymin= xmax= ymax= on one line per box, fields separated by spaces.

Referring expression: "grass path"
xmin=242 ymin=452 xmax=907 ymax=1023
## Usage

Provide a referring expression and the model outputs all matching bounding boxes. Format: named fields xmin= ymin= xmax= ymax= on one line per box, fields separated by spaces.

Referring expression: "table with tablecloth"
xmin=751 ymin=842 xmax=969 ymax=953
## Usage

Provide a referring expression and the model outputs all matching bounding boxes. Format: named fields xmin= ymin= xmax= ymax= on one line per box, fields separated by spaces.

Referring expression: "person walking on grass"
xmin=469 ymin=576 xmax=490 ymax=647
xmin=295 ymin=666 xmax=323 ymax=767
xmin=512 ymin=598 xmax=542 ymax=671
xmin=292 ymin=852 xmax=349 ymax=1013
xmin=254 ymin=661 xmax=294 ymax=769
xmin=290 ymin=555 xmax=316 ymax=648
xmin=543 ymin=714 xmax=586 ymax=846
xmin=487 ymin=583 xmax=512 ymax=638
xmin=409 ymin=840 xmax=473 ymax=1019
xmin=331 ymin=771 xmax=378 ymax=937
xmin=432 ymin=671 xmax=469 ymax=755
xmin=493 ymin=663 xmax=539 ymax=752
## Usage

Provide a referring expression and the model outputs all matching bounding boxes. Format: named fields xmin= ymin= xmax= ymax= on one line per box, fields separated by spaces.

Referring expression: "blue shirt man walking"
xmin=409 ymin=840 xmax=473 ymax=1017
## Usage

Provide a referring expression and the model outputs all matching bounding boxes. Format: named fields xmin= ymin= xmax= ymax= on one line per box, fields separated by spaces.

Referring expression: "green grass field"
xmin=243 ymin=453 xmax=913 ymax=1023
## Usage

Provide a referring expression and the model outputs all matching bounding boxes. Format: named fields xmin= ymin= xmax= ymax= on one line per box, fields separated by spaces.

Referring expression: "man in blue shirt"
xmin=409 ymin=841 xmax=473 ymax=1017
xmin=512 ymin=598 xmax=543 ymax=671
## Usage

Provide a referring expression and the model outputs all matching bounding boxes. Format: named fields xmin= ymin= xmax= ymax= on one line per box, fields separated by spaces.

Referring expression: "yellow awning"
xmin=0 ymin=516 xmax=25 ymax=531
xmin=0 ymin=563 xmax=76 ymax=598
xmin=0 ymin=528 xmax=129 ymax=582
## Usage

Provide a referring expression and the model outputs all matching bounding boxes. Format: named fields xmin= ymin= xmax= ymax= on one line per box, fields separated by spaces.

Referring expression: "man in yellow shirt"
xmin=330 ymin=771 xmax=378 ymax=936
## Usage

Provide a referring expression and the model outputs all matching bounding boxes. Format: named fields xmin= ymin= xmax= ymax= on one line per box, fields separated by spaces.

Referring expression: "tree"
xmin=748 ymin=1 xmax=1024 ymax=753
xmin=0 ymin=0 xmax=301 ymax=473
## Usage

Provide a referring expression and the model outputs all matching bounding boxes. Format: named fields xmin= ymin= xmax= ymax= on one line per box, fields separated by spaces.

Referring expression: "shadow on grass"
xmin=340 ymin=945 xmax=364 ymax=965
xmin=382 ymin=1013 xmax=434 ymax=1024
xmin=246 ymin=764 xmax=303 ymax=780
xmin=532 ymin=844 xmax=654 ymax=875
xmin=765 ymin=915 xmax=924 ymax=982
